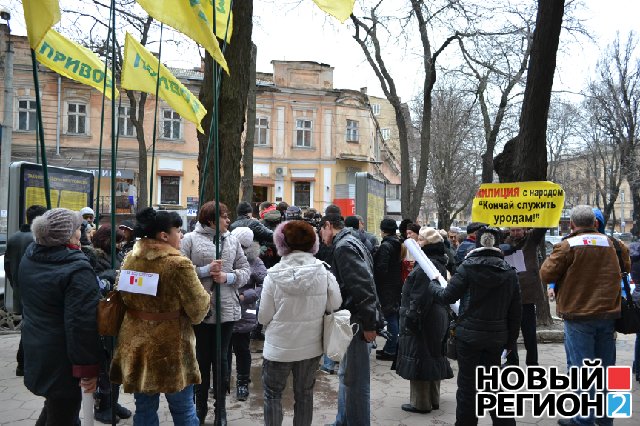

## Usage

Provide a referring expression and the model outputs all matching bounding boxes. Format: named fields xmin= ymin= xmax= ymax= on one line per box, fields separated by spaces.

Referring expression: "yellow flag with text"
xmin=311 ymin=0 xmax=355 ymax=23
xmin=136 ymin=0 xmax=230 ymax=74
xmin=121 ymin=33 xmax=207 ymax=133
xmin=22 ymin=0 xmax=61 ymax=49
xmin=201 ymin=0 xmax=234 ymax=41
xmin=35 ymin=29 xmax=118 ymax=99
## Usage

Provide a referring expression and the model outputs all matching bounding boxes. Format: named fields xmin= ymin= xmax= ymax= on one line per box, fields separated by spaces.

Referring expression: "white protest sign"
xmin=118 ymin=270 xmax=160 ymax=296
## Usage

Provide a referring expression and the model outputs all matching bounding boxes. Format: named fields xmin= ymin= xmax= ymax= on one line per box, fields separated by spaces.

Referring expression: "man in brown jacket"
xmin=540 ymin=205 xmax=630 ymax=426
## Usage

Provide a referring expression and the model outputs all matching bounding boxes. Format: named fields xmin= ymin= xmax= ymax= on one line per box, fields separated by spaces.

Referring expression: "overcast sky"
xmin=3 ymin=0 xmax=639 ymax=103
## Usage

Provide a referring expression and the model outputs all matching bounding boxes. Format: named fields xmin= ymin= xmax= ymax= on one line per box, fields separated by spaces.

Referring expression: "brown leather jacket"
xmin=540 ymin=228 xmax=630 ymax=320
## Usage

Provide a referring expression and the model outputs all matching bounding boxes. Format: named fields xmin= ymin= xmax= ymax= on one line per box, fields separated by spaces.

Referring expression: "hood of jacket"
xmin=244 ymin=241 xmax=261 ymax=263
xmin=462 ymin=247 xmax=513 ymax=289
xmin=25 ymin=243 xmax=88 ymax=265
xmin=267 ymin=252 xmax=327 ymax=296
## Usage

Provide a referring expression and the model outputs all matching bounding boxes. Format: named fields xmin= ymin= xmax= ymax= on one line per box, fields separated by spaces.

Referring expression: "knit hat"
xmin=80 ymin=207 xmax=95 ymax=217
xmin=273 ymin=220 xmax=319 ymax=256
xmin=263 ymin=209 xmax=282 ymax=223
xmin=32 ymin=208 xmax=83 ymax=247
xmin=344 ymin=216 xmax=360 ymax=229
xmin=419 ymin=227 xmax=443 ymax=245
xmin=231 ymin=227 xmax=254 ymax=248
xmin=236 ymin=201 xmax=253 ymax=216
xmin=380 ymin=218 xmax=398 ymax=234
xmin=119 ymin=220 xmax=135 ymax=231
xmin=285 ymin=205 xmax=303 ymax=221
xmin=467 ymin=222 xmax=487 ymax=234
xmin=260 ymin=205 xmax=277 ymax=219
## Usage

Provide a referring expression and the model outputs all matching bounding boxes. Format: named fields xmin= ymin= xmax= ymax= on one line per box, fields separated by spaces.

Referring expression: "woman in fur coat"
xmin=109 ymin=207 xmax=210 ymax=425
xmin=258 ymin=220 xmax=342 ymax=426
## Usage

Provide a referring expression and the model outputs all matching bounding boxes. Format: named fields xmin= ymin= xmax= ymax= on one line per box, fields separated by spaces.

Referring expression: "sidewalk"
xmin=1 ymin=331 xmax=639 ymax=425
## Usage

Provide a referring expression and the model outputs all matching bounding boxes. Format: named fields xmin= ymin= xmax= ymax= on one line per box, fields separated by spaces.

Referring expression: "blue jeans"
xmin=334 ymin=331 xmax=371 ymax=425
xmin=564 ymin=319 xmax=616 ymax=426
xmin=133 ymin=385 xmax=198 ymax=426
xmin=322 ymin=354 xmax=336 ymax=372
xmin=382 ymin=311 xmax=399 ymax=355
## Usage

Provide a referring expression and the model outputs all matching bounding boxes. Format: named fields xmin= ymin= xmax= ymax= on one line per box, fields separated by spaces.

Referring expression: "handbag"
xmin=608 ymin=238 xmax=640 ymax=334
xmin=444 ymin=289 xmax=493 ymax=360
xmin=615 ymin=273 xmax=640 ymax=334
xmin=97 ymin=290 xmax=126 ymax=337
xmin=321 ymin=268 xmax=358 ymax=362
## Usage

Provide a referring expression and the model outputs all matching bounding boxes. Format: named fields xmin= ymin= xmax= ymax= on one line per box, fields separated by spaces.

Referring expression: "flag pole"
xmin=148 ymin=23 xmax=164 ymax=207
xmin=29 ymin=49 xmax=51 ymax=209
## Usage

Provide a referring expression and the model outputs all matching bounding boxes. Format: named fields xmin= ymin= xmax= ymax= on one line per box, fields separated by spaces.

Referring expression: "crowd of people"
xmin=3 ymin=200 xmax=639 ymax=426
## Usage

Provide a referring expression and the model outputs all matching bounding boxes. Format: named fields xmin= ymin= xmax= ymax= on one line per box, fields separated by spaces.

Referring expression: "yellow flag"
xmin=22 ymin=0 xmax=61 ymax=49
xmin=136 ymin=0 xmax=230 ymax=74
xmin=311 ymin=0 xmax=355 ymax=23
xmin=35 ymin=29 xmax=118 ymax=99
xmin=201 ymin=0 xmax=234 ymax=41
xmin=121 ymin=33 xmax=207 ymax=133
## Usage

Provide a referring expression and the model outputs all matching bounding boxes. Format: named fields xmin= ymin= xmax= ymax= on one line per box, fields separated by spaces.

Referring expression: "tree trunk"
xmin=128 ymin=90 xmax=149 ymax=208
xmin=241 ymin=43 xmax=257 ymax=203
xmin=494 ymin=0 xmax=565 ymax=326
xmin=198 ymin=1 xmax=253 ymax=215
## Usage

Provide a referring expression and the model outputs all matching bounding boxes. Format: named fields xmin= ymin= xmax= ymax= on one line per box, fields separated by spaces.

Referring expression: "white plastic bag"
xmin=323 ymin=309 xmax=357 ymax=362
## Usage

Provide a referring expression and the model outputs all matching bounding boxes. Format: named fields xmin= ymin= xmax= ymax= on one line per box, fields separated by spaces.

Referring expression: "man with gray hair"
xmin=541 ymin=205 xmax=630 ymax=426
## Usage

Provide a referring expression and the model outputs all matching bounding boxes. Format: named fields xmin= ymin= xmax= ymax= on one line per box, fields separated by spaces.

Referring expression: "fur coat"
xmin=110 ymin=239 xmax=210 ymax=394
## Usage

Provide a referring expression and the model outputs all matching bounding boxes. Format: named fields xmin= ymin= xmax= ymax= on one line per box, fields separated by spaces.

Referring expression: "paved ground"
xmin=1 ymin=331 xmax=639 ymax=425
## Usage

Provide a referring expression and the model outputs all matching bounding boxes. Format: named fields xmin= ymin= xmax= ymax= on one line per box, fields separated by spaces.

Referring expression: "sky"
xmin=2 ymin=0 xmax=639 ymax=103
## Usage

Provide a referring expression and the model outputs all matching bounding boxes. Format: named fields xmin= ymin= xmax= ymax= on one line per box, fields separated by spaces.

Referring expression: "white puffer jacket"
xmin=259 ymin=252 xmax=342 ymax=362
xmin=181 ymin=222 xmax=250 ymax=324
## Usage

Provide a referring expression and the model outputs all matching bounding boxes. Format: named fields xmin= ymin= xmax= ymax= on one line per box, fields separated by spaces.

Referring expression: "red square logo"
xmin=607 ymin=366 xmax=632 ymax=391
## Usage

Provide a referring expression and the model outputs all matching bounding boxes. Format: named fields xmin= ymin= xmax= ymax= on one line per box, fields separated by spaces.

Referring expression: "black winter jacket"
xmin=20 ymin=244 xmax=102 ymax=398
xmin=396 ymin=245 xmax=453 ymax=381
xmin=229 ymin=214 xmax=274 ymax=245
xmin=3 ymin=224 xmax=34 ymax=313
xmin=328 ymin=228 xmax=384 ymax=331
xmin=430 ymin=247 xmax=522 ymax=350
xmin=374 ymin=235 xmax=402 ymax=313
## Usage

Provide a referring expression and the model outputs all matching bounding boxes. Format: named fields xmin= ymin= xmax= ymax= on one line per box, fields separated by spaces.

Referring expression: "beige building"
xmin=251 ymin=61 xmax=399 ymax=213
xmin=1 ymin=26 xmax=400 ymax=219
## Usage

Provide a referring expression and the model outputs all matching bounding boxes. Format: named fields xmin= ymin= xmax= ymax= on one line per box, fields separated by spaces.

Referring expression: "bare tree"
xmin=546 ymin=99 xmax=580 ymax=182
xmin=413 ymin=84 xmax=481 ymax=229
xmin=241 ymin=44 xmax=257 ymax=203
xmin=350 ymin=0 xmax=462 ymax=220
xmin=456 ymin=2 xmax=535 ymax=183
xmin=588 ymin=32 xmax=640 ymax=236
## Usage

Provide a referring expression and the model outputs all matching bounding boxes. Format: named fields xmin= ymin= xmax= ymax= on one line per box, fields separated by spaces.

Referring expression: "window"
xmin=346 ymin=120 xmax=359 ymax=142
xmin=118 ymin=106 xmax=135 ymax=137
xmin=381 ymin=128 xmax=390 ymax=140
xmin=372 ymin=103 xmax=381 ymax=116
xmin=162 ymin=109 xmax=182 ymax=140
xmin=294 ymin=181 xmax=311 ymax=208
xmin=386 ymin=184 xmax=401 ymax=200
xmin=18 ymin=100 xmax=37 ymax=131
xmin=67 ymin=102 xmax=87 ymax=134
xmin=160 ymin=176 xmax=180 ymax=205
xmin=295 ymin=119 xmax=312 ymax=147
xmin=255 ymin=117 xmax=269 ymax=145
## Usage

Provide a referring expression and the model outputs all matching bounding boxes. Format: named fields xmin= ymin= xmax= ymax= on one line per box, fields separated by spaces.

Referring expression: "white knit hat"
xmin=231 ymin=227 xmax=254 ymax=248
xmin=419 ymin=226 xmax=443 ymax=245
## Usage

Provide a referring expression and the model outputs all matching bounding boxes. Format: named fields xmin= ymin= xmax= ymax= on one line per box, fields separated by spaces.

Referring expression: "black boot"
xmin=94 ymin=393 xmax=120 ymax=424
xmin=195 ymin=383 xmax=209 ymax=425
xmin=236 ymin=374 xmax=250 ymax=401
xmin=112 ymin=388 xmax=131 ymax=420
xmin=213 ymin=381 xmax=228 ymax=426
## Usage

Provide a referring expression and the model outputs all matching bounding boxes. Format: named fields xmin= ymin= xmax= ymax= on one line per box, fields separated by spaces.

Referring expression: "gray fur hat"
xmin=32 ymin=208 xmax=83 ymax=247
